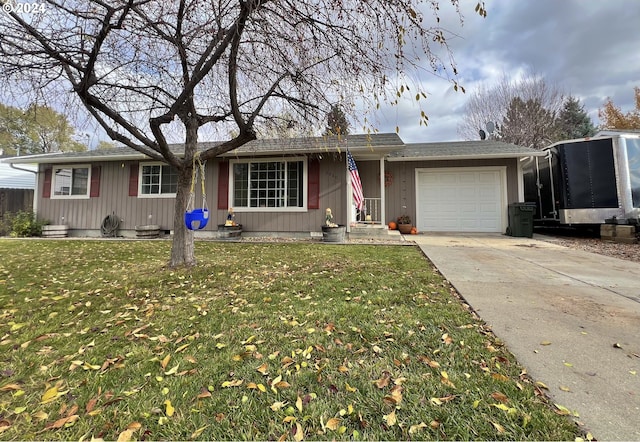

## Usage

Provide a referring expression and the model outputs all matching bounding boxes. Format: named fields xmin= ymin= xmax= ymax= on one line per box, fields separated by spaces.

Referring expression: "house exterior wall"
xmin=35 ymin=155 xmax=347 ymax=236
xmin=383 ymin=158 xmax=519 ymax=223
xmin=37 ymin=161 xmax=176 ymax=233
xmin=216 ymin=154 xmax=346 ymax=233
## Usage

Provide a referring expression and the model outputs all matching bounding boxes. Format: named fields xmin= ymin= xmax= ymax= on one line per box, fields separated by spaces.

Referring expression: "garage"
xmin=416 ymin=167 xmax=506 ymax=232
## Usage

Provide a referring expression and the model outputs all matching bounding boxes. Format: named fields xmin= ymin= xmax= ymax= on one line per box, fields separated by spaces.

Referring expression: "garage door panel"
xmin=417 ymin=168 xmax=504 ymax=233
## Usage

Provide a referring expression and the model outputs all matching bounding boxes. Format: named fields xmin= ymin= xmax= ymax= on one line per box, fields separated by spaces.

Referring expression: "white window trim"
xmin=229 ymin=157 xmax=308 ymax=212
xmin=51 ymin=164 xmax=91 ymax=200
xmin=138 ymin=162 xmax=177 ymax=199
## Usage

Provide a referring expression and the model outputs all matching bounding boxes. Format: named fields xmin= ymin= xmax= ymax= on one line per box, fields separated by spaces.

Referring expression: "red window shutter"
xmin=307 ymin=158 xmax=320 ymax=209
xmin=217 ymin=161 xmax=229 ymax=210
xmin=90 ymin=166 xmax=101 ymax=197
xmin=129 ymin=163 xmax=139 ymax=196
xmin=42 ymin=168 xmax=52 ymax=199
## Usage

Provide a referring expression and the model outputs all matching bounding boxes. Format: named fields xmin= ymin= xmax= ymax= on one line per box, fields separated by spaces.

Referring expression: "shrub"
xmin=6 ymin=211 xmax=46 ymax=237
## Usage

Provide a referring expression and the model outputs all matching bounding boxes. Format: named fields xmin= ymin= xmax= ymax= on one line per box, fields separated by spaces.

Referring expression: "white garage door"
xmin=416 ymin=167 xmax=505 ymax=232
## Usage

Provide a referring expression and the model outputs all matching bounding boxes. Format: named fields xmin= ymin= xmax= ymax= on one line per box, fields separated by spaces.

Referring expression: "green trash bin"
xmin=507 ymin=203 xmax=535 ymax=237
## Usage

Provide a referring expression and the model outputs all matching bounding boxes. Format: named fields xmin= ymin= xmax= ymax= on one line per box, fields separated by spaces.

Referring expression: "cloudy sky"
xmin=375 ymin=0 xmax=640 ymax=143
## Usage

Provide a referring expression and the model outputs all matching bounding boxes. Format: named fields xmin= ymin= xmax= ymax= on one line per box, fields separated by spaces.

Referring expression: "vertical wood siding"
xmin=35 ymin=156 xmax=347 ymax=233
xmin=34 ymin=157 xmax=519 ymax=234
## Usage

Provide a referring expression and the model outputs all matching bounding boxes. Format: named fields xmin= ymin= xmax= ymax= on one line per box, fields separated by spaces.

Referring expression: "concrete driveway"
xmin=414 ymin=233 xmax=640 ymax=441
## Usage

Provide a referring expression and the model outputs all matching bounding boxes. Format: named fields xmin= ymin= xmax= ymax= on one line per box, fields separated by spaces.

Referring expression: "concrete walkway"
xmin=414 ymin=233 xmax=640 ymax=441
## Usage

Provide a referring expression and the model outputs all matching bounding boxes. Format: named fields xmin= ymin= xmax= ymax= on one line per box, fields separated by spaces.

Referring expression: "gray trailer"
xmin=522 ymin=132 xmax=640 ymax=225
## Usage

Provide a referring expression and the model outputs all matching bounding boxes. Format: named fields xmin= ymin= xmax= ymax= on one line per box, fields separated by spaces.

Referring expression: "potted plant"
xmin=321 ymin=208 xmax=346 ymax=242
xmin=396 ymin=214 xmax=413 ymax=234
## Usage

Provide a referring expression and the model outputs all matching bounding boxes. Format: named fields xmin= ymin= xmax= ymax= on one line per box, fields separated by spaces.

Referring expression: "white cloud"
xmin=373 ymin=0 xmax=640 ymax=142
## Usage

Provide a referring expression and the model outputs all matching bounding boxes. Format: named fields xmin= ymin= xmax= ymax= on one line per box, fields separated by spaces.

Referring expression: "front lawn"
xmin=0 ymin=240 xmax=580 ymax=440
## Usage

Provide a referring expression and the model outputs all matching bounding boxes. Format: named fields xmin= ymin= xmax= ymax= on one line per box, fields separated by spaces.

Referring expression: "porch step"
xmin=348 ymin=224 xmax=404 ymax=241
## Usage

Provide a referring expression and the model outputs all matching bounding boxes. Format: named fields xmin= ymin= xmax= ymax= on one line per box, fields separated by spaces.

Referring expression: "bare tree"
xmin=0 ymin=0 xmax=485 ymax=266
xmin=458 ymin=71 xmax=564 ymax=148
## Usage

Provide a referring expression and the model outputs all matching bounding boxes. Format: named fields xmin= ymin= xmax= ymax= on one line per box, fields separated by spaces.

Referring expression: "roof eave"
xmin=3 ymin=152 xmax=150 ymax=164
xmin=387 ymin=151 xmax=545 ymax=162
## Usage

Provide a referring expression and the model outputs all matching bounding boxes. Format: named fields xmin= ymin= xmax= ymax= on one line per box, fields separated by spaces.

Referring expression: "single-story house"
xmin=1 ymin=134 xmax=543 ymax=237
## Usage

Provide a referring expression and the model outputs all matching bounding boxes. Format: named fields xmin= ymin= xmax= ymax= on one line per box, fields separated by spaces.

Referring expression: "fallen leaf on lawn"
xmin=175 ymin=343 xmax=190 ymax=353
xmin=491 ymin=403 xmax=510 ymax=412
xmin=491 ymin=421 xmax=505 ymax=433
xmin=270 ymin=401 xmax=287 ymax=411
xmin=338 ymin=365 xmax=349 ymax=373
xmin=491 ymin=373 xmax=509 ymax=382
xmin=41 ymin=386 xmax=66 ymax=404
xmin=185 ymin=355 xmax=197 ymax=364
xmin=32 ymin=411 xmax=48 ymax=421
xmin=191 ymin=426 xmax=208 ymax=439
xmin=221 ymin=379 xmax=243 ymax=388
xmin=418 ymin=355 xmax=441 ymax=368
xmin=117 ymin=429 xmax=134 ymax=442
xmin=164 ymin=364 xmax=180 ymax=376
xmin=256 ymin=363 xmax=269 ymax=375
xmin=283 ymin=416 xmax=296 ymax=423
xmin=326 ymin=417 xmax=341 ymax=431
xmin=383 ymin=385 xmax=403 ymax=405
xmin=490 ymin=392 xmax=509 ymax=403
xmin=293 ymin=422 xmax=304 ymax=442
xmin=46 ymin=414 xmax=79 ymax=430
xmin=160 ymin=355 xmax=171 ymax=370
xmin=374 ymin=374 xmax=390 ymax=389
xmin=372 ymin=345 xmax=383 ymax=354
xmin=0 ymin=384 xmax=21 ymax=392
xmin=345 ymin=383 xmax=357 ymax=393
xmin=164 ymin=400 xmax=174 ymax=417
xmin=0 ymin=420 xmax=11 ymax=434
xmin=197 ymin=388 xmax=212 ymax=399
xmin=383 ymin=410 xmax=397 ymax=426
xmin=553 ymin=403 xmax=571 ymax=415
xmin=441 ymin=333 xmax=453 ymax=345
xmin=430 ymin=397 xmax=443 ymax=406
xmin=440 ymin=371 xmax=455 ymax=388
xmin=409 ymin=422 xmax=428 ymax=434
xmin=296 ymin=395 xmax=303 ymax=413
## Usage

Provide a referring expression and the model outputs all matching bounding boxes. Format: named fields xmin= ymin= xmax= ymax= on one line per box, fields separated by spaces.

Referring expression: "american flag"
xmin=347 ymin=150 xmax=364 ymax=210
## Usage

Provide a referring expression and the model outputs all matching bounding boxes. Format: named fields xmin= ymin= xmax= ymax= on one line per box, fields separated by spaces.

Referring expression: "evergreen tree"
xmin=324 ymin=105 xmax=350 ymax=136
xmin=555 ymin=96 xmax=596 ymax=139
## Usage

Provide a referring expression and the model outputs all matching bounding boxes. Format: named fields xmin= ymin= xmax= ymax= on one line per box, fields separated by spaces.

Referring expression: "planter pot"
xmin=398 ymin=223 xmax=413 ymax=234
xmin=218 ymin=224 xmax=242 ymax=240
xmin=135 ymin=224 xmax=161 ymax=239
xmin=322 ymin=225 xmax=346 ymax=243
xmin=42 ymin=224 xmax=69 ymax=238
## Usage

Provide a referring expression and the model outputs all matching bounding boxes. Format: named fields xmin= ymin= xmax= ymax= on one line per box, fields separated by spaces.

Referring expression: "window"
xmin=139 ymin=163 xmax=178 ymax=197
xmin=231 ymin=158 xmax=306 ymax=210
xmin=52 ymin=165 xmax=90 ymax=198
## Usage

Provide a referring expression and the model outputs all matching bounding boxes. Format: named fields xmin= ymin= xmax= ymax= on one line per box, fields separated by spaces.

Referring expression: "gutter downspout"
xmin=9 ymin=162 xmax=39 ymax=215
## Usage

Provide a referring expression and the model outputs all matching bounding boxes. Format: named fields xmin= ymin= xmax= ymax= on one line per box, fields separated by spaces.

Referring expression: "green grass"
xmin=0 ymin=239 xmax=580 ymax=441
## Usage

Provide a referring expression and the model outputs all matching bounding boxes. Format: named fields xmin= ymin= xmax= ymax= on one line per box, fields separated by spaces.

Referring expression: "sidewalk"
xmin=414 ymin=233 xmax=640 ymax=441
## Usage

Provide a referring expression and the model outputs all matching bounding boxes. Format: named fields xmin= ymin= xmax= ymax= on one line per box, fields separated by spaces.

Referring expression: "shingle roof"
xmin=3 ymin=133 xmax=405 ymax=164
xmin=3 ymin=135 xmax=545 ymax=165
xmin=387 ymin=140 xmax=544 ymax=161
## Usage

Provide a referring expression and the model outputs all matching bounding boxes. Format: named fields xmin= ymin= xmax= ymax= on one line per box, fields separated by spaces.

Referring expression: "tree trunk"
xmin=169 ymin=164 xmax=196 ymax=268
